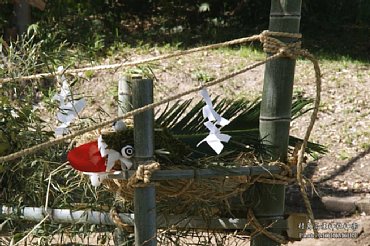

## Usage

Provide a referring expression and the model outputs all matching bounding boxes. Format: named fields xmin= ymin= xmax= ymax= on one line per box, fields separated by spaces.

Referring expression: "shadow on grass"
xmin=286 ymin=146 xmax=370 ymax=219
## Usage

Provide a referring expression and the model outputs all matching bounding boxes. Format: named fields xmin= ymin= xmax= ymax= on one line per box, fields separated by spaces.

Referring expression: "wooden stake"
xmin=133 ymin=77 xmax=157 ymax=246
xmin=253 ymin=1 xmax=302 ymax=245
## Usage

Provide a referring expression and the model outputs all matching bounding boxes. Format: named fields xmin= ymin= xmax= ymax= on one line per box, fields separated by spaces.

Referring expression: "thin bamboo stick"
xmin=1 ymin=205 xmax=288 ymax=231
xmin=107 ymin=166 xmax=283 ymax=180
xmin=115 ymin=76 xmax=133 ymax=245
xmin=118 ymin=76 xmax=132 ymax=116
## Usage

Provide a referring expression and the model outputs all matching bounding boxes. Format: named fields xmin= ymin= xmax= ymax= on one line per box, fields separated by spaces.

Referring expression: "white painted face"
xmin=121 ymin=145 xmax=134 ymax=158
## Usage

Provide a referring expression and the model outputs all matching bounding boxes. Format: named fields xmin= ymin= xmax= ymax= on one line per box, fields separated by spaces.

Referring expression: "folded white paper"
xmin=198 ymin=88 xmax=231 ymax=154
xmin=200 ymin=88 xmax=230 ymax=126
xmin=197 ymin=121 xmax=231 ymax=154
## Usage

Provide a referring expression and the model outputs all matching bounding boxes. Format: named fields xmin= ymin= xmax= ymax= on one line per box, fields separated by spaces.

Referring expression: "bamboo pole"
xmin=1 ymin=205 xmax=287 ymax=231
xmin=132 ymin=77 xmax=157 ymax=246
xmin=114 ymin=76 xmax=134 ymax=245
xmin=118 ymin=76 xmax=133 ymax=116
xmin=252 ymin=0 xmax=302 ymax=245
xmin=107 ymin=165 xmax=283 ymax=180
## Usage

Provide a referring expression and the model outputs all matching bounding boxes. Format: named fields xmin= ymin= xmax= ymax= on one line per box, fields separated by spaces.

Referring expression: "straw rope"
xmin=127 ymin=161 xmax=160 ymax=188
xmin=295 ymin=49 xmax=322 ymax=239
xmin=0 ymin=31 xmax=302 ymax=84
xmin=1 ymin=30 xmax=321 ymax=239
xmin=110 ymin=208 xmax=134 ymax=232
xmin=248 ymin=209 xmax=288 ymax=244
xmin=0 ymin=52 xmax=282 ymax=163
xmin=0 ymin=35 xmax=261 ymax=84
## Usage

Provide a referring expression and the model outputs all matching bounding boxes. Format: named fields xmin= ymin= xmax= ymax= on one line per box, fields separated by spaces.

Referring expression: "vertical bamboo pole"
xmin=118 ymin=76 xmax=133 ymax=116
xmin=114 ymin=76 xmax=134 ymax=246
xmin=252 ymin=0 xmax=302 ymax=245
xmin=132 ymin=77 xmax=156 ymax=246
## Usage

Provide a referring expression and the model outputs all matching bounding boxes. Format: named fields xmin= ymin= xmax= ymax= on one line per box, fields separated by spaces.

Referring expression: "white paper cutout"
xmin=98 ymin=135 xmax=108 ymax=157
xmin=200 ymin=88 xmax=230 ymax=126
xmin=53 ymin=66 xmax=86 ymax=136
xmin=120 ymin=157 xmax=133 ymax=170
xmin=106 ymin=149 xmax=122 ymax=172
xmin=197 ymin=88 xmax=231 ymax=154
xmin=197 ymin=121 xmax=231 ymax=154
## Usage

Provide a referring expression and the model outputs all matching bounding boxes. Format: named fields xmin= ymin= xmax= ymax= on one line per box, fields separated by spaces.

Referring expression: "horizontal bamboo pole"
xmin=0 ymin=206 xmax=287 ymax=231
xmin=107 ymin=165 xmax=284 ymax=181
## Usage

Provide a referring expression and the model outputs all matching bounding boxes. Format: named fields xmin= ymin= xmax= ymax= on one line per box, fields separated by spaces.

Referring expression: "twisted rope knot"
xmin=248 ymin=209 xmax=288 ymax=244
xmin=260 ymin=30 xmax=302 ymax=59
xmin=110 ymin=208 xmax=133 ymax=232
xmin=127 ymin=161 xmax=160 ymax=188
xmin=254 ymin=161 xmax=295 ymax=185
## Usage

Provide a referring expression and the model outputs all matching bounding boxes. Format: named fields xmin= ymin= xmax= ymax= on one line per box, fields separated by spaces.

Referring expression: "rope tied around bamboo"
xmin=253 ymin=161 xmax=296 ymax=185
xmin=260 ymin=30 xmax=302 ymax=59
xmin=127 ymin=161 xmax=160 ymax=188
xmin=110 ymin=208 xmax=133 ymax=233
xmin=248 ymin=209 xmax=288 ymax=245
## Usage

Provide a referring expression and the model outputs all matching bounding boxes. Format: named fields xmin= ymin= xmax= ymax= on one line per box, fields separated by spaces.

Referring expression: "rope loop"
xmin=248 ymin=209 xmax=288 ymax=244
xmin=260 ymin=30 xmax=302 ymax=59
xmin=127 ymin=161 xmax=160 ymax=188
xmin=110 ymin=208 xmax=133 ymax=232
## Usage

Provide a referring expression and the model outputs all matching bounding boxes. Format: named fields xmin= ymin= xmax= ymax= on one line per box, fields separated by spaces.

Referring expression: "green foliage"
xmin=2 ymin=0 xmax=368 ymax=61
xmin=156 ymin=95 xmax=327 ymax=160
xmin=0 ymin=25 xmax=117 ymax=242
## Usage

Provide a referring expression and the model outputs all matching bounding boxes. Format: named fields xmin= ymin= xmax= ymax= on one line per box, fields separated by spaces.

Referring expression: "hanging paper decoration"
xmin=200 ymin=88 xmax=230 ymax=126
xmin=97 ymin=130 xmax=133 ymax=171
xmin=197 ymin=88 xmax=231 ymax=154
xmin=197 ymin=121 xmax=231 ymax=154
xmin=53 ymin=66 xmax=86 ymax=136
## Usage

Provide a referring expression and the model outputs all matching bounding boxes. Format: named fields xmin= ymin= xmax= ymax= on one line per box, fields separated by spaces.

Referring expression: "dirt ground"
xmin=36 ymin=47 xmax=370 ymax=245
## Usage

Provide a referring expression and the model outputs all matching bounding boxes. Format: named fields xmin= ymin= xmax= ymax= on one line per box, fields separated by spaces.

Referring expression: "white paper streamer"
xmin=105 ymin=149 xmax=122 ymax=172
xmin=53 ymin=66 xmax=86 ymax=136
xmin=200 ymin=88 xmax=230 ymax=126
xmin=197 ymin=121 xmax=231 ymax=154
xmin=198 ymin=88 xmax=231 ymax=154
xmin=98 ymin=135 xmax=108 ymax=157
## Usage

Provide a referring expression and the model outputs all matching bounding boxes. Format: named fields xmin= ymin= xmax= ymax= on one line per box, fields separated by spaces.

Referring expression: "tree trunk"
xmin=14 ymin=0 xmax=31 ymax=35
